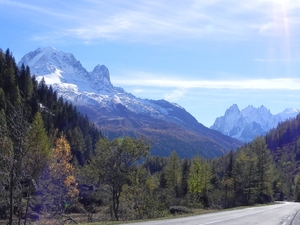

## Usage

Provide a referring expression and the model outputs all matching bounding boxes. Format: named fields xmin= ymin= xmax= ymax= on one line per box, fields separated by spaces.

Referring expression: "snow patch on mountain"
xmin=211 ymin=104 xmax=300 ymax=142
xmin=18 ymin=47 xmax=192 ymax=125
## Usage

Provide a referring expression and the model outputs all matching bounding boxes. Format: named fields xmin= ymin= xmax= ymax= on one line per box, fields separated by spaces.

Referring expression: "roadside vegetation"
xmin=1 ymin=48 xmax=300 ymax=224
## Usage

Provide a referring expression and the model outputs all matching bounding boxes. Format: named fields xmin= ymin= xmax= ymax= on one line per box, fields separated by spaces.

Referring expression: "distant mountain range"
xmin=19 ymin=47 xmax=241 ymax=158
xmin=211 ymin=104 xmax=300 ymax=142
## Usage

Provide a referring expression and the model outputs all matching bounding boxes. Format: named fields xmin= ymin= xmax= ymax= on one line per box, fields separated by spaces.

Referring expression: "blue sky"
xmin=1 ymin=0 xmax=300 ymax=127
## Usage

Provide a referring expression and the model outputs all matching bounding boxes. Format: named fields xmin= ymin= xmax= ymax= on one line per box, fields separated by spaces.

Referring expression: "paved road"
xmin=123 ymin=202 xmax=300 ymax=225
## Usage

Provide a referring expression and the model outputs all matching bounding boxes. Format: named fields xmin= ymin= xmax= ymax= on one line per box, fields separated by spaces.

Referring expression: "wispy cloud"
xmin=259 ymin=22 xmax=276 ymax=35
xmin=164 ymin=88 xmax=187 ymax=102
xmin=254 ymin=58 xmax=292 ymax=62
xmin=0 ymin=0 xmax=77 ymax=20
xmin=113 ymin=76 xmax=300 ymax=90
xmin=3 ymin=0 xmax=300 ymax=43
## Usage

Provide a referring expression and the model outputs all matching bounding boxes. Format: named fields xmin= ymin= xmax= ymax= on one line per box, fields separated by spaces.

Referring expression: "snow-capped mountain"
xmin=19 ymin=47 xmax=241 ymax=158
xmin=211 ymin=104 xmax=300 ymax=142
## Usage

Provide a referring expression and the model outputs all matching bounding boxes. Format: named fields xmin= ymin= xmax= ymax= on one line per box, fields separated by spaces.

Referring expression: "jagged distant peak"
xmin=24 ymin=46 xmax=61 ymax=61
xmin=225 ymin=104 xmax=240 ymax=115
xmin=241 ymin=105 xmax=271 ymax=116
xmin=39 ymin=46 xmax=57 ymax=53
xmin=92 ymin=64 xmax=108 ymax=73
xmin=19 ymin=47 xmax=113 ymax=93
xmin=229 ymin=104 xmax=239 ymax=110
xmin=19 ymin=46 xmax=82 ymax=74
xmin=247 ymin=105 xmax=268 ymax=111
xmin=211 ymin=104 xmax=300 ymax=142
xmin=90 ymin=64 xmax=112 ymax=86
xmin=32 ymin=46 xmax=56 ymax=54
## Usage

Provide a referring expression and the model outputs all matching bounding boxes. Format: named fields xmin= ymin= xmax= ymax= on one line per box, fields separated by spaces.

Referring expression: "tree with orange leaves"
xmin=38 ymin=133 xmax=79 ymax=213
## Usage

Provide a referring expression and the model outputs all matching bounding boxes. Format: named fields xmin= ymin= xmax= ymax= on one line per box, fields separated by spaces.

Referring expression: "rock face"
xmin=19 ymin=47 xmax=241 ymax=158
xmin=211 ymin=104 xmax=300 ymax=142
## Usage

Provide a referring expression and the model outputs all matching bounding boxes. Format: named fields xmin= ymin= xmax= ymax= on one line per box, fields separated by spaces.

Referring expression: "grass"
xmin=77 ymin=208 xmax=220 ymax=225
xmin=24 ymin=202 xmax=281 ymax=225
xmin=77 ymin=203 xmax=281 ymax=225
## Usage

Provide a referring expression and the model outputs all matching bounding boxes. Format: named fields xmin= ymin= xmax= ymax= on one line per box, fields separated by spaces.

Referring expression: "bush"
xmin=169 ymin=206 xmax=191 ymax=214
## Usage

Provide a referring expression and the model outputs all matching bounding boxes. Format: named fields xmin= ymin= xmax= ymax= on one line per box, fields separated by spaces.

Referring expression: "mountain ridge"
xmin=19 ymin=47 xmax=241 ymax=158
xmin=211 ymin=104 xmax=300 ymax=142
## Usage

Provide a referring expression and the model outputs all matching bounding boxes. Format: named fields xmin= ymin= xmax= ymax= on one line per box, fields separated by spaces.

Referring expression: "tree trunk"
xmin=24 ymin=183 xmax=32 ymax=225
xmin=9 ymin=163 xmax=14 ymax=225
xmin=112 ymin=188 xmax=119 ymax=221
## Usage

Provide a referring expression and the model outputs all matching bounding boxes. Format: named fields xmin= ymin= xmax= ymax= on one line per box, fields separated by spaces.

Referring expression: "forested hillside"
xmin=265 ymin=115 xmax=300 ymax=199
xmin=0 ymin=49 xmax=102 ymax=163
xmin=1 ymin=48 xmax=300 ymax=224
xmin=0 ymin=48 xmax=103 ymax=224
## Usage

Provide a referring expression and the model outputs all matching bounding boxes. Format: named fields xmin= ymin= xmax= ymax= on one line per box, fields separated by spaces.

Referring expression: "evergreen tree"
xmin=188 ymin=156 xmax=212 ymax=207
xmin=180 ymin=158 xmax=190 ymax=197
xmin=234 ymin=146 xmax=258 ymax=205
xmin=0 ymin=88 xmax=5 ymax=109
xmin=294 ymin=174 xmax=300 ymax=202
xmin=222 ymin=151 xmax=235 ymax=208
xmin=67 ymin=126 xmax=85 ymax=165
xmin=164 ymin=151 xmax=182 ymax=197
xmin=18 ymin=64 xmax=33 ymax=101
xmin=22 ymin=112 xmax=51 ymax=224
xmin=251 ymin=137 xmax=274 ymax=203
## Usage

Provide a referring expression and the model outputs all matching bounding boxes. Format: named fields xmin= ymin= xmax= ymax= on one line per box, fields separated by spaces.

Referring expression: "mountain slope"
xmin=211 ymin=104 xmax=300 ymax=142
xmin=19 ymin=47 xmax=241 ymax=158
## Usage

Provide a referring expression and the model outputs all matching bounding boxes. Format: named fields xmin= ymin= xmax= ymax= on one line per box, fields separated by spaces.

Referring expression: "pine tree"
xmin=164 ymin=151 xmax=182 ymax=197
xmin=222 ymin=151 xmax=235 ymax=208
xmin=22 ymin=112 xmax=51 ymax=224
xmin=251 ymin=137 xmax=274 ymax=203
xmin=19 ymin=64 xmax=33 ymax=101
xmin=67 ymin=126 xmax=85 ymax=165
xmin=234 ymin=146 xmax=258 ymax=205
xmin=0 ymin=88 xmax=5 ymax=109
xmin=294 ymin=174 xmax=300 ymax=202
xmin=188 ymin=156 xmax=212 ymax=207
xmin=180 ymin=158 xmax=190 ymax=197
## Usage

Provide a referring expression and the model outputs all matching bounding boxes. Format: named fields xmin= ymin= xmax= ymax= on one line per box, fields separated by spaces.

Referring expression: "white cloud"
xmin=254 ymin=58 xmax=292 ymax=62
xmin=259 ymin=23 xmax=276 ymax=34
xmin=0 ymin=0 xmax=77 ymax=19
xmin=113 ymin=76 xmax=300 ymax=90
xmin=4 ymin=0 xmax=300 ymax=43
xmin=132 ymin=88 xmax=143 ymax=93
xmin=164 ymin=88 xmax=187 ymax=102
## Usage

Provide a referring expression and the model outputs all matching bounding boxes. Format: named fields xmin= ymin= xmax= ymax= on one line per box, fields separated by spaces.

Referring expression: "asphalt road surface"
xmin=123 ymin=202 xmax=300 ymax=225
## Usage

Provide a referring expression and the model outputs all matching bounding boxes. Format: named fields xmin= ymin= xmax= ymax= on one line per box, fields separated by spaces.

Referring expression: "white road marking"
xmin=198 ymin=204 xmax=287 ymax=225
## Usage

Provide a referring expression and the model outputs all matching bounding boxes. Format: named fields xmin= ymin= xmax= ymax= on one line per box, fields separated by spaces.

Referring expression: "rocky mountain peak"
xmin=211 ymin=104 xmax=300 ymax=142
xmin=225 ymin=104 xmax=240 ymax=116
xmin=90 ymin=64 xmax=112 ymax=88
xmin=242 ymin=105 xmax=269 ymax=115
xmin=18 ymin=47 xmax=88 ymax=84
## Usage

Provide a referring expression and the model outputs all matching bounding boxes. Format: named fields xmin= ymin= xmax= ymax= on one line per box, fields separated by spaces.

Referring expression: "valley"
xmin=1 ymin=47 xmax=300 ymax=224
xmin=19 ymin=47 xmax=241 ymax=158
